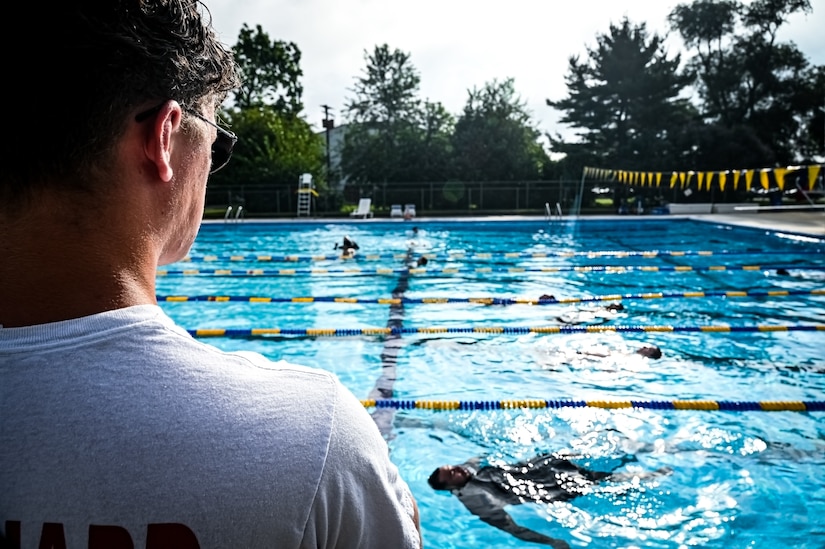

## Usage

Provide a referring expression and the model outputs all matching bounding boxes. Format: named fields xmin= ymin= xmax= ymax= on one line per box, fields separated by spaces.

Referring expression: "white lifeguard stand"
xmin=297 ymin=173 xmax=316 ymax=217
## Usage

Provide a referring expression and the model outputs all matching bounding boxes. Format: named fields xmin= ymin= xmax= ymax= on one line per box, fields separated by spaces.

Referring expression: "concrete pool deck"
xmin=692 ymin=211 xmax=824 ymax=238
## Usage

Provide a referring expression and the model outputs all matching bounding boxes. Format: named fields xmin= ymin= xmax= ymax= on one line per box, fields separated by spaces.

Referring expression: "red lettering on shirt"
xmin=146 ymin=524 xmax=199 ymax=549
xmin=38 ymin=523 xmax=66 ymax=549
xmin=2 ymin=521 xmax=199 ymax=549
xmin=89 ymin=525 xmax=133 ymax=549
xmin=4 ymin=520 xmax=21 ymax=548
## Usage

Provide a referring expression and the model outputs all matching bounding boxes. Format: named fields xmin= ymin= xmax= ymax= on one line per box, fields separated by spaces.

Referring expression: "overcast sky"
xmin=206 ymin=0 xmax=824 ymax=141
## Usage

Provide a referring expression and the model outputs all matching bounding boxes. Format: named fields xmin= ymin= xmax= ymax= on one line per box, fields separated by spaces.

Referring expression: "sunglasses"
xmin=135 ymin=102 xmax=237 ymax=173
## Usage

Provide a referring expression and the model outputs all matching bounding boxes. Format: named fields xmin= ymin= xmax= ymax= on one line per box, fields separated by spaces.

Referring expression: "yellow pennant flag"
xmin=656 ymin=173 xmax=662 ymax=187
xmin=745 ymin=170 xmax=755 ymax=192
xmin=697 ymin=172 xmax=705 ymax=191
xmin=760 ymin=169 xmax=770 ymax=190
xmin=732 ymin=170 xmax=741 ymax=191
xmin=774 ymin=167 xmax=788 ymax=191
xmin=718 ymin=171 xmax=727 ymax=192
xmin=808 ymin=165 xmax=821 ymax=191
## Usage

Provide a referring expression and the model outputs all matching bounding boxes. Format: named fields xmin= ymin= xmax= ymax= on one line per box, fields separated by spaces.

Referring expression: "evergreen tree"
xmin=547 ymin=18 xmax=695 ymax=172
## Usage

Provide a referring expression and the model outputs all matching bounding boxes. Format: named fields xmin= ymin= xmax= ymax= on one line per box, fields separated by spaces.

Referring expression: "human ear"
xmin=144 ymin=101 xmax=183 ymax=182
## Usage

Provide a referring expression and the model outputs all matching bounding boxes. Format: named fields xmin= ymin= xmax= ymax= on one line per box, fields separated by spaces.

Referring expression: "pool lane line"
xmin=366 ymin=244 xmax=419 ymax=439
xmin=159 ymin=288 xmax=825 ymax=305
xmin=178 ymin=249 xmax=824 ymax=263
xmin=359 ymin=398 xmax=825 ymax=413
xmin=155 ymin=264 xmax=825 ymax=277
xmin=187 ymin=324 xmax=825 ymax=338
xmin=601 ymin=233 xmax=742 ymax=295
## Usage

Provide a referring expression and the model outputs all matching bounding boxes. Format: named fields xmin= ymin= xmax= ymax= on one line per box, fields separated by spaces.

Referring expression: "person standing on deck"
xmin=0 ymin=2 xmax=421 ymax=548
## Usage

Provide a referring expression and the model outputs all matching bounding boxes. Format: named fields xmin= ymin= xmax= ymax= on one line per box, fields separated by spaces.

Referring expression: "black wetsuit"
xmin=451 ymin=454 xmax=623 ymax=548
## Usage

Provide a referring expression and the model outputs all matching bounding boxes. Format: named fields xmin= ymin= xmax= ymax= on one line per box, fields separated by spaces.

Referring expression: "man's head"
xmin=636 ymin=345 xmax=662 ymax=359
xmin=343 ymin=236 xmax=359 ymax=250
xmin=4 ymin=0 xmax=240 ymax=208
xmin=428 ymin=465 xmax=472 ymax=491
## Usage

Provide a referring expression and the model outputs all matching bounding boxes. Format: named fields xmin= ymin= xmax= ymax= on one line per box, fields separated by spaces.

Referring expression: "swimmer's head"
xmin=428 ymin=465 xmax=472 ymax=490
xmin=636 ymin=345 xmax=662 ymax=359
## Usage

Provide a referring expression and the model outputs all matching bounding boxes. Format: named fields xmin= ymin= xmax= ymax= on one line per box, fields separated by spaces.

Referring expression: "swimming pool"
xmin=157 ymin=217 xmax=825 ymax=548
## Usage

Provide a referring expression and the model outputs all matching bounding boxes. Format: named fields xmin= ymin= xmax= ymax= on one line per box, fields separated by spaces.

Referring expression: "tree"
xmin=667 ymin=0 xmax=740 ymax=124
xmin=400 ymin=100 xmax=455 ymax=183
xmin=341 ymin=44 xmax=423 ymax=186
xmin=669 ymin=0 xmax=822 ymax=163
xmin=206 ymin=24 xmax=326 ymax=215
xmin=452 ymin=78 xmax=548 ymax=181
xmin=547 ymin=18 xmax=695 ymax=172
xmin=207 ymin=107 xmax=325 ymax=212
xmin=232 ymin=24 xmax=304 ymax=115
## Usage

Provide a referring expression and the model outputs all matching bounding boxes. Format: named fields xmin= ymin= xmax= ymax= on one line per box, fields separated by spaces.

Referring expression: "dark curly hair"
xmin=427 ymin=468 xmax=448 ymax=490
xmin=2 ymin=0 xmax=240 ymax=206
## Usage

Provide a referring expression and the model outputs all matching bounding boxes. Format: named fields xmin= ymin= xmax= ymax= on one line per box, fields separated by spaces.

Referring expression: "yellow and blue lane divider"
xmin=159 ymin=288 xmax=825 ymax=305
xmin=157 ymin=264 xmax=825 ymax=277
xmin=359 ymin=398 xmax=825 ymax=412
xmin=187 ymin=324 xmax=825 ymax=338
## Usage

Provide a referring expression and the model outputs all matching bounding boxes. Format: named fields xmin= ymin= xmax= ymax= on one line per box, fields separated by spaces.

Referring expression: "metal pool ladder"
xmin=224 ymin=206 xmax=245 ymax=223
xmin=545 ymin=202 xmax=563 ymax=221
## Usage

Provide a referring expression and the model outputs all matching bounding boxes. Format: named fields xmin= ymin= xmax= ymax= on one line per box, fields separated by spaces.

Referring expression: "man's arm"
xmin=458 ymin=490 xmax=570 ymax=549
xmin=476 ymin=506 xmax=570 ymax=548
xmin=307 ymin=382 xmax=422 ymax=548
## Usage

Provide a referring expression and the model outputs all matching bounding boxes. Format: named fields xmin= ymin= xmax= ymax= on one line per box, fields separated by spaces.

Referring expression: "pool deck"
xmin=691 ymin=211 xmax=824 ymax=238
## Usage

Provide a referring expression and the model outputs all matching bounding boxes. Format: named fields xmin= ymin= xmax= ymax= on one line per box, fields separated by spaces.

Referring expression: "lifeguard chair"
xmin=297 ymin=173 xmax=317 ymax=217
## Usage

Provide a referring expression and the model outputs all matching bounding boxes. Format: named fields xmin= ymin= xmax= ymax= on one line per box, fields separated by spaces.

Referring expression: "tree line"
xmin=207 ymin=0 xmax=823 ymax=212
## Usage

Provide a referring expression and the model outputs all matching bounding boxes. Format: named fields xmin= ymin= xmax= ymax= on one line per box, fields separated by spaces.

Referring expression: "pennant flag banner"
xmin=745 ymin=170 xmax=754 ymax=192
xmin=581 ymin=165 xmax=824 ymax=193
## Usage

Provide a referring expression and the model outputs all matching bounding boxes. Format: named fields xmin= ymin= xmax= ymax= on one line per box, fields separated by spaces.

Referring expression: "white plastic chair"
xmin=390 ymin=204 xmax=403 ymax=217
xmin=349 ymin=198 xmax=373 ymax=219
xmin=403 ymin=204 xmax=416 ymax=218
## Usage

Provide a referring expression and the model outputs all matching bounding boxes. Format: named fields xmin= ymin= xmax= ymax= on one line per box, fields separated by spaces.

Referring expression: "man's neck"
xmin=0 ymin=207 xmax=159 ymax=327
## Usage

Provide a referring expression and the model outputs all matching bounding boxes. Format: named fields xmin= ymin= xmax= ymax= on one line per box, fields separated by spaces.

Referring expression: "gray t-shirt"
xmin=0 ymin=305 xmax=419 ymax=548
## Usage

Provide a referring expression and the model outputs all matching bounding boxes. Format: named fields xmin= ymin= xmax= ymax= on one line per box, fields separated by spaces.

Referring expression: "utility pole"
xmin=321 ymin=105 xmax=334 ymax=188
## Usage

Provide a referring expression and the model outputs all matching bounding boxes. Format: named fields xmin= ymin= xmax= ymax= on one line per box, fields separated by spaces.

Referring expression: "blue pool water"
xmin=157 ymin=218 xmax=825 ymax=548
